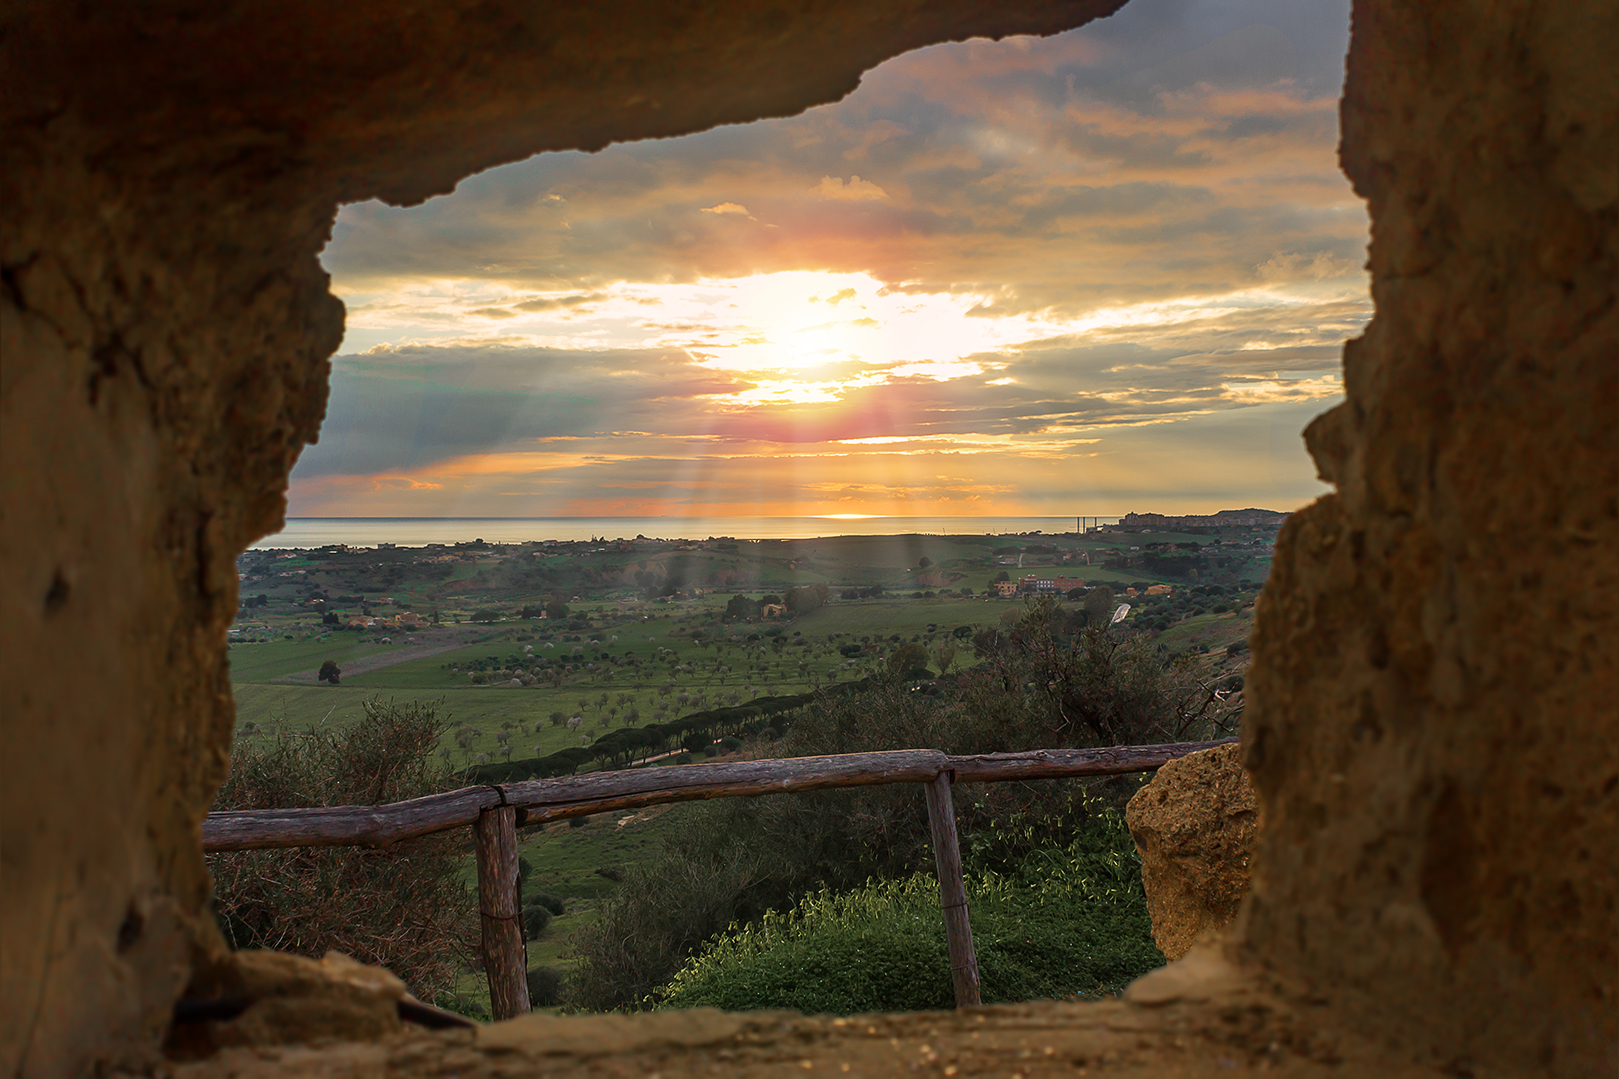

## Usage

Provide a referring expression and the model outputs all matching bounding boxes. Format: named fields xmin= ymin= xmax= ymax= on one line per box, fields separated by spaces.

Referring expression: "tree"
xmin=887 ymin=642 xmax=929 ymax=674
xmin=545 ymin=598 xmax=570 ymax=620
xmin=1083 ymin=585 xmax=1115 ymax=626
xmin=784 ymin=583 xmax=831 ymax=614
xmin=918 ymin=557 xmax=933 ymax=569
xmin=318 ymin=660 xmax=341 ymax=684
xmin=992 ymin=571 xmax=1010 ymax=583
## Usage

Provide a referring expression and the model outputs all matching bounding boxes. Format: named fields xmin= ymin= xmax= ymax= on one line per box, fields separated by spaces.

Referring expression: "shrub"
xmin=567 ymin=602 xmax=1234 ymax=1011
xmin=566 ymin=840 xmax=765 ymax=1012
xmin=527 ymin=966 xmax=565 ymax=1008
xmin=523 ymin=903 xmax=553 ymax=938
xmin=529 ymin=892 xmax=567 ymax=916
xmin=656 ymin=810 xmax=1161 ymax=1013
xmin=208 ymin=698 xmax=476 ymax=1003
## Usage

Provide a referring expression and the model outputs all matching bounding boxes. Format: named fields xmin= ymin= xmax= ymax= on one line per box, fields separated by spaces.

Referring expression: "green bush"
xmin=523 ymin=903 xmax=553 ymax=938
xmin=527 ymin=966 xmax=565 ymax=1008
xmin=529 ymin=892 xmax=567 ymax=917
xmin=566 ymin=601 xmax=1233 ymax=1012
xmin=656 ymin=811 xmax=1162 ymax=1013
xmin=565 ymin=841 xmax=766 ymax=1012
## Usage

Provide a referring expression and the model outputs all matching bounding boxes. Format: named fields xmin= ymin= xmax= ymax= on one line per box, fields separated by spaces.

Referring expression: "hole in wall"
xmin=281 ymin=0 xmax=1367 ymax=533
xmin=43 ymin=569 xmax=71 ymax=616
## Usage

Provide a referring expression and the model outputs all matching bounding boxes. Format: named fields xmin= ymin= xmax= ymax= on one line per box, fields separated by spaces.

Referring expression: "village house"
xmin=1018 ymin=575 xmax=1088 ymax=595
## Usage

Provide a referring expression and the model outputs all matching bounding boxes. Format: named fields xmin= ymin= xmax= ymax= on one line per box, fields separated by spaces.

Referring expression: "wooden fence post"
xmin=474 ymin=804 xmax=530 ymax=1019
xmin=924 ymin=770 xmax=980 ymax=1008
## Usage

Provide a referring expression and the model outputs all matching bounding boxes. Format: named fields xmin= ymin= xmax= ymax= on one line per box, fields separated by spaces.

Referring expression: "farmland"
xmin=224 ymin=521 xmax=1273 ymax=1014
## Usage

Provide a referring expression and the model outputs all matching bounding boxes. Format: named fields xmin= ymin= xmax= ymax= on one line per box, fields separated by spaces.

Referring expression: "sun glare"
xmin=309 ymin=9 xmax=1367 ymax=520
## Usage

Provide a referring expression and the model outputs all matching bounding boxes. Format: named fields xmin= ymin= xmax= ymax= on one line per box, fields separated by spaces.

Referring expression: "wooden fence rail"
xmin=204 ymin=738 xmax=1233 ymax=1017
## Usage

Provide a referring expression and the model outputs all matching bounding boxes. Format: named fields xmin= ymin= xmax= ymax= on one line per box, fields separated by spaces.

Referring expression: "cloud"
xmin=302 ymin=0 xmax=1362 ymax=517
xmin=813 ymin=175 xmax=889 ymax=201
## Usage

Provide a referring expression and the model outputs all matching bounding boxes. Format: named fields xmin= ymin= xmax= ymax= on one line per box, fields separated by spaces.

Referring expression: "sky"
xmin=295 ymin=0 xmax=1365 ymax=520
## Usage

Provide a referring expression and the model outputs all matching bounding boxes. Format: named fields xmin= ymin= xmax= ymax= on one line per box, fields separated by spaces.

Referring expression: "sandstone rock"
xmin=175 ymin=951 xmax=406 ymax=1053
xmin=1126 ymin=743 xmax=1259 ymax=962
xmin=3 ymin=1 xmax=1614 ymax=1076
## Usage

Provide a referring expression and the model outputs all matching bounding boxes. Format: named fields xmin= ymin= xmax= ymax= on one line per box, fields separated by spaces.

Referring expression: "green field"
xmin=228 ymin=590 xmax=1242 ymax=772
xmin=227 ymin=528 xmax=1269 ymax=1015
xmin=226 ymin=636 xmax=398 ymax=681
xmin=790 ymin=596 xmax=1018 ymax=638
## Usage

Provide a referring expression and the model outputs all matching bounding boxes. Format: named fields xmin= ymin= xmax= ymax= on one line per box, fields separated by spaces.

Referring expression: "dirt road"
xmin=270 ymin=626 xmax=501 ymax=684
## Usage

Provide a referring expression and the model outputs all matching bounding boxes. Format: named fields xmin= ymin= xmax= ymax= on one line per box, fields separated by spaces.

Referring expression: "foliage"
xmin=1081 ymin=585 xmax=1115 ymax=625
xmin=460 ymin=682 xmax=875 ymax=783
xmin=655 ymin=810 xmax=1161 ymax=1013
xmin=966 ymin=597 xmax=1241 ymax=745
xmin=527 ymin=966 xmax=565 ymax=1008
xmin=724 ymin=594 xmax=761 ymax=620
xmin=784 ymin=583 xmax=831 ymax=613
xmin=565 ymin=838 xmax=767 ymax=1012
xmin=317 ymin=659 xmax=342 ymax=684
xmin=565 ymin=600 xmax=1232 ymax=1011
xmin=529 ymin=892 xmax=567 ymax=916
xmin=886 ymin=641 xmax=928 ymax=673
xmin=208 ymin=698 xmax=476 ymax=1003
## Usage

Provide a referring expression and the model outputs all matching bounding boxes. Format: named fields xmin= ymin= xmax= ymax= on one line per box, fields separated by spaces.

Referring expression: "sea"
xmin=249 ymin=516 xmax=1117 ymax=549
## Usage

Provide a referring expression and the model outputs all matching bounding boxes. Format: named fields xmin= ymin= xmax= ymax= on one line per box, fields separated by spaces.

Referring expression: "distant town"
xmin=232 ymin=508 xmax=1287 ymax=632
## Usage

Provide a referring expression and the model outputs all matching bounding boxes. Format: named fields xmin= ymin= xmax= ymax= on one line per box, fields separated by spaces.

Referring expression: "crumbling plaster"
xmin=0 ymin=1 xmax=1613 ymax=1077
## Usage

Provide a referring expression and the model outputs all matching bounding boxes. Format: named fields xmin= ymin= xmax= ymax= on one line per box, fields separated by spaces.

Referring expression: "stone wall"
xmin=1237 ymin=2 xmax=1617 ymax=1075
xmin=1 ymin=1 xmax=1613 ymax=1076
xmin=0 ymin=4 xmax=1124 ymax=1075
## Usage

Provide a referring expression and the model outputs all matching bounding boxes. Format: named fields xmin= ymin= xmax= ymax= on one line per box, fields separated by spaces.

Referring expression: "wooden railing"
xmin=204 ymin=739 xmax=1233 ymax=1018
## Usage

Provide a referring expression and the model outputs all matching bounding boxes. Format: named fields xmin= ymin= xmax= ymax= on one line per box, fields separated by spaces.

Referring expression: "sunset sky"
xmin=295 ymin=0 xmax=1365 ymax=520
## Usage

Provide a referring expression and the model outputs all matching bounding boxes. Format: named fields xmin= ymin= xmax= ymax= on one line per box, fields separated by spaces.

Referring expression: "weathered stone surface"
xmin=1 ymin=6 xmax=1128 ymax=1076
xmin=1237 ymin=2 xmax=1618 ymax=1076
xmin=165 ymin=952 xmax=407 ymax=1059
xmin=1127 ymin=742 xmax=1259 ymax=961
xmin=155 ymin=993 xmax=1453 ymax=1079
xmin=2 ymin=0 xmax=1614 ymax=1077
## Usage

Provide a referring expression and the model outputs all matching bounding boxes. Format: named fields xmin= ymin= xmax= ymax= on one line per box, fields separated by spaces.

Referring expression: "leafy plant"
xmin=656 ymin=810 xmax=1162 ymax=1013
xmin=527 ymin=966 xmax=565 ymax=1008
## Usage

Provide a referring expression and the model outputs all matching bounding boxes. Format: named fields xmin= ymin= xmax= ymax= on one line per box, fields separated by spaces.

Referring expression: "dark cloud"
xmin=299 ymin=0 xmax=1361 ymax=515
xmin=321 ymin=0 xmax=1358 ymax=310
xmin=295 ymin=345 xmax=743 ymax=477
